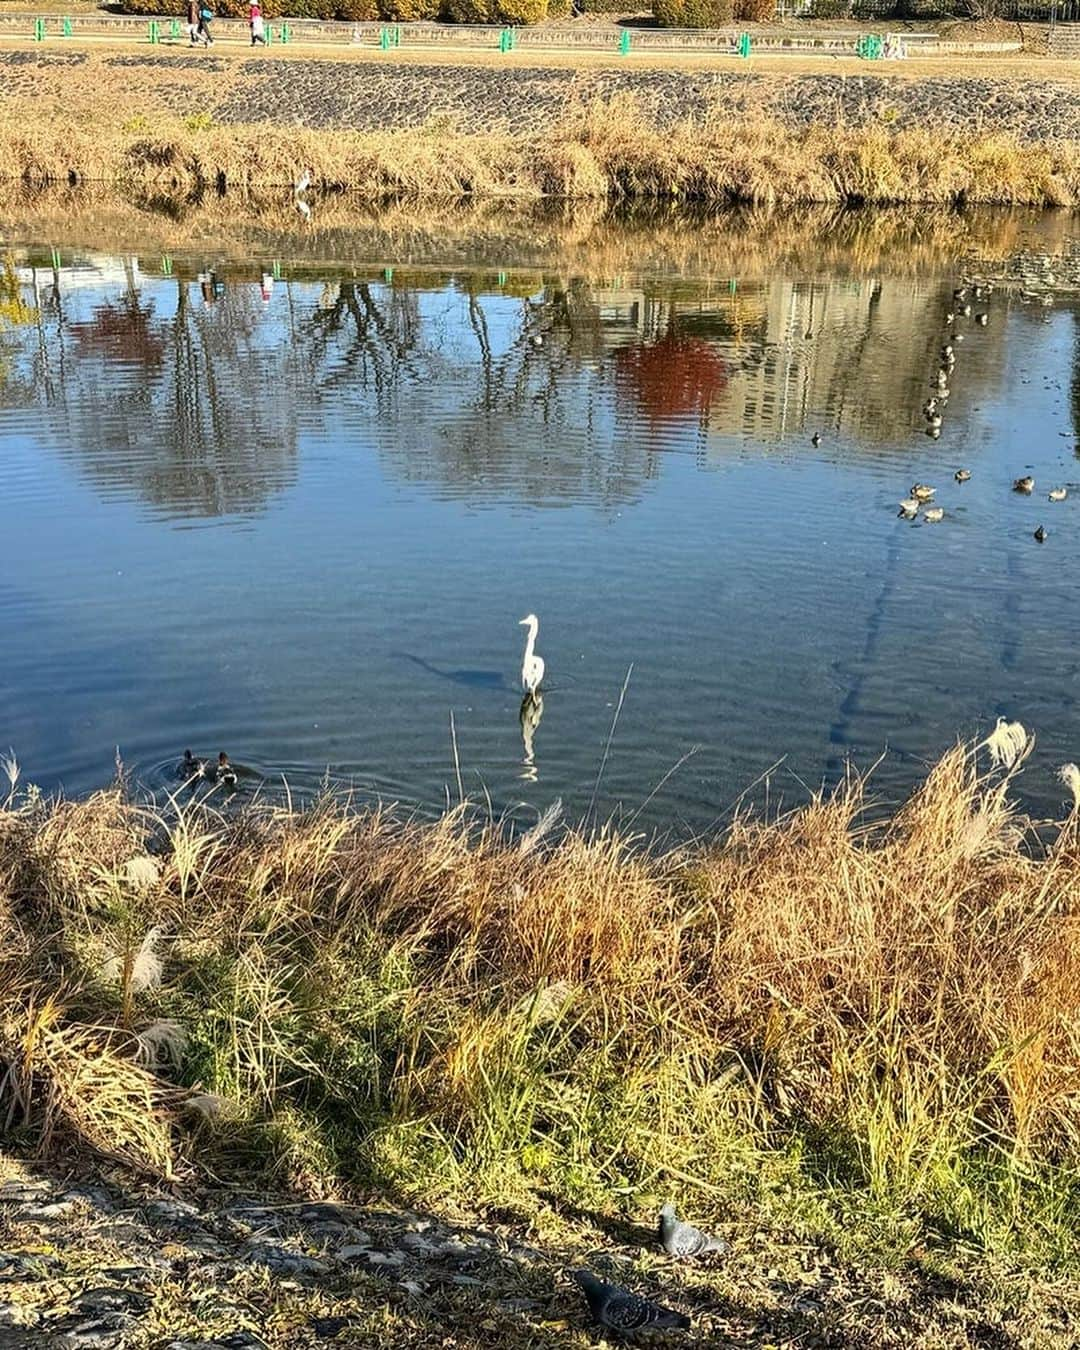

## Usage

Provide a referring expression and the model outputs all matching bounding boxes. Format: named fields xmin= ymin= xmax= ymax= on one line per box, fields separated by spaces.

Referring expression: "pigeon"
xmin=658 ymin=1203 xmax=727 ymax=1259
xmin=572 ymin=1271 xmax=690 ymax=1333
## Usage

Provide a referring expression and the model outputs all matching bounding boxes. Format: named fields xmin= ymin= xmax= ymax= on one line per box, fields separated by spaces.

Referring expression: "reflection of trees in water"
xmin=2 ymin=256 xmax=1020 ymax=516
xmin=371 ymin=276 xmax=668 ymax=509
xmin=26 ymin=273 xmax=300 ymax=520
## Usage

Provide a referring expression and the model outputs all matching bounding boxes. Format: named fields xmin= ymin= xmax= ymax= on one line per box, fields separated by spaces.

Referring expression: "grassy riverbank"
xmin=3 ymin=729 xmax=1080 ymax=1336
xmin=14 ymin=106 xmax=1080 ymax=206
xmin=5 ymin=41 xmax=1080 ymax=204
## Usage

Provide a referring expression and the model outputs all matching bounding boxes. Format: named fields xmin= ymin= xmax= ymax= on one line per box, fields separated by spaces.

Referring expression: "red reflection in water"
xmin=614 ymin=334 xmax=728 ymax=423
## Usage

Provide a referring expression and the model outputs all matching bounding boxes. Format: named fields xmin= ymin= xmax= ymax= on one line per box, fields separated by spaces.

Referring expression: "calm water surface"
xmin=3 ymin=215 xmax=1080 ymax=830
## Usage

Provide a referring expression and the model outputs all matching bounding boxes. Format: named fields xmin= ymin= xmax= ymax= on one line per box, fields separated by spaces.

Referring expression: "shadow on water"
xmin=397 ymin=652 xmax=513 ymax=692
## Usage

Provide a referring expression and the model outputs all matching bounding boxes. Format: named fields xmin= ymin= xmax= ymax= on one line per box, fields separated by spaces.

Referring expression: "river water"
xmin=3 ymin=206 xmax=1079 ymax=831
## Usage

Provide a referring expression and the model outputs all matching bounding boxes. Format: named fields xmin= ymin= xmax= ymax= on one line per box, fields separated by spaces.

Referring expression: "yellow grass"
xmin=2 ymin=734 xmax=1080 ymax=1267
xmin=2 ymin=84 xmax=1079 ymax=205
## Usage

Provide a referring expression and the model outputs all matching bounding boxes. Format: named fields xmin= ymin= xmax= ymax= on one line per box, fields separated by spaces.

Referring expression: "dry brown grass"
xmin=2 ymin=734 xmax=1080 ymax=1268
xmin=2 ymin=88 xmax=1079 ymax=205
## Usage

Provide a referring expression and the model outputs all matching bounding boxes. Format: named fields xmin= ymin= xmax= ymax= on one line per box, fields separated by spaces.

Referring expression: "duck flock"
xmin=893 ymin=284 xmax=1065 ymax=538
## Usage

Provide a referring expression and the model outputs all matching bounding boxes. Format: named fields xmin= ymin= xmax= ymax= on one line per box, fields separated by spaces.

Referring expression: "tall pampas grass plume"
xmin=1059 ymin=763 xmax=1080 ymax=810
xmin=102 ymin=927 xmax=163 ymax=993
xmin=982 ymin=718 xmax=1032 ymax=770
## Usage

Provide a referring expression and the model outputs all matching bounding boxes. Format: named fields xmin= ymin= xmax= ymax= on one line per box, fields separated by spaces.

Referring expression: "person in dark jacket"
xmin=196 ymin=1 xmax=214 ymax=44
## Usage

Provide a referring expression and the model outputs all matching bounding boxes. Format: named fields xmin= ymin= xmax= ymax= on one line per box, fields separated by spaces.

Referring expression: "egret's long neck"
xmin=523 ymin=620 xmax=538 ymax=663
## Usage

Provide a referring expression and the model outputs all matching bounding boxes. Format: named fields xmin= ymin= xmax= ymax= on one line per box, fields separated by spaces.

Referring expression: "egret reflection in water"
xmin=520 ymin=691 xmax=544 ymax=782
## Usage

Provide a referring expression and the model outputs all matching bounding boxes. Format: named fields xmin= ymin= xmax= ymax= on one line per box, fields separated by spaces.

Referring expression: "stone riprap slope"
xmin=3 ymin=47 xmax=1080 ymax=140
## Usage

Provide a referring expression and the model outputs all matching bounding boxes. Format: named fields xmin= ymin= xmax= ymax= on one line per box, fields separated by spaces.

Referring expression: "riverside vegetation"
xmin=3 ymin=725 xmax=1080 ymax=1342
xmin=10 ymin=98 xmax=1080 ymax=207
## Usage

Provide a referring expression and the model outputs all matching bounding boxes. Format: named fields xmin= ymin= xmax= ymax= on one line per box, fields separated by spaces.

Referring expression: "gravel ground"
xmin=191 ymin=60 xmax=1080 ymax=139
xmin=1 ymin=47 xmax=1078 ymax=141
xmin=2 ymin=1158 xmax=1079 ymax=1348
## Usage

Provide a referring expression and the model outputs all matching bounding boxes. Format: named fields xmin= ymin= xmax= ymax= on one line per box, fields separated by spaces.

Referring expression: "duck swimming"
xmin=215 ymin=752 xmax=238 ymax=786
xmin=898 ymin=498 xmax=919 ymax=518
xmin=1014 ymin=476 xmax=1035 ymax=494
xmin=912 ymin=483 xmax=936 ymax=502
xmin=975 ymin=312 xmax=989 ymax=326
xmin=923 ymin=507 xmax=944 ymax=523
xmin=926 ymin=414 xmax=942 ymax=430
xmin=955 ymin=468 xmax=972 ymax=483
xmin=811 ymin=432 xmax=821 ymax=447
xmin=1049 ymin=487 xmax=1068 ymax=501
xmin=181 ymin=749 xmax=208 ymax=779
xmin=924 ymin=398 xmax=938 ymax=417
xmin=1034 ymin=525 xmax=1048 ymax=542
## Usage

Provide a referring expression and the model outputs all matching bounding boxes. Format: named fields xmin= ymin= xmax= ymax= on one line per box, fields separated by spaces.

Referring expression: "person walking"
xmin=196 ymin=0 xmax=214 ymax=45
xmin=186 ymin=0 xmax=199 ymax=44
xmin=249 ymin=0 xmax=266 ymax=44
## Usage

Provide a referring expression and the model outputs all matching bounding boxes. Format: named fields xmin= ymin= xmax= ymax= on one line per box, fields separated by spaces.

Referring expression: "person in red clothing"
xmin=249 ymin=0 xmax=266 ymax=44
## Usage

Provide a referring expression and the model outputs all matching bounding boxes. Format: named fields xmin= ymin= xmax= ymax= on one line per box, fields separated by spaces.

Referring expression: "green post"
xmin=737 ymin=31 xmax=750 ymax=57
xmin=619 ymin=29 xmax=630 ymax=55
xmin=383 ymin=267 xmax=393 ymax=283
xmin=169 ymin=17 xmax=180 ymax=37
xmin=33 ymin=17 xmax=45 ymax=39
xmin=497 ymin=270 xmax=507 ymax=286
xmin=281 ymin=21 xmax=291 ymax=41
xmin=62 ymin=16 xmax=73 ymax=36
xmin=161 ymin=254 xmax=173 ymax=276
xmin=265 ymin=23 xmax=273 ymax=43
xmin=380 ymin=25 xmax=389 ymax=49
xmin=51 ymin=247 xmax=61 ymax=270
xmin=272 ymin=260 xmax=282 ymax=280
xmin=148 ymin=18 xmax=159 ymax=43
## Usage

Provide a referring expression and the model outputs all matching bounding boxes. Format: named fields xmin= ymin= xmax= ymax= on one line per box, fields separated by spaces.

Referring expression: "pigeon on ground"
xmin=658 ymin=1202 xmax=727 ymax=1259
xmin=572 ymin=1270 xmax=690 ymax=1333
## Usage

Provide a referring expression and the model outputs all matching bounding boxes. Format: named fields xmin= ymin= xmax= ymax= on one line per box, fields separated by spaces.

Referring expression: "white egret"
xmin=519 ymin=614 xmax=545 ymax=695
